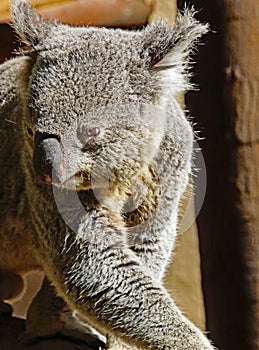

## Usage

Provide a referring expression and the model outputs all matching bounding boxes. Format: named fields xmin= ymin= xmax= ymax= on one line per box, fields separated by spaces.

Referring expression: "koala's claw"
xmin=0 ymin=301 xmax=13 ymax=316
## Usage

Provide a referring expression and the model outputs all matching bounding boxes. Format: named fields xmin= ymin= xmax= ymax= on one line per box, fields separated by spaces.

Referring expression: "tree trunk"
xmin=178 ymin=1 xmax=259 ymax=349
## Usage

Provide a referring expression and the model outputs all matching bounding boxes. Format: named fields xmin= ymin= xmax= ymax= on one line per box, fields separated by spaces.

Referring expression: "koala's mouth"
xmin=50 ymin=172 xmax=92 ymax=191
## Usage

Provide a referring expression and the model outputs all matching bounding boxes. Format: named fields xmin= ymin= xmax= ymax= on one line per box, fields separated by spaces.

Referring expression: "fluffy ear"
xmin=141 ymin=8 xmax=208 ymax=91
xmin=10 ymin=0 xmax=55 ymax=47
xmin=0 ymin=56 xmax=32 ymax=122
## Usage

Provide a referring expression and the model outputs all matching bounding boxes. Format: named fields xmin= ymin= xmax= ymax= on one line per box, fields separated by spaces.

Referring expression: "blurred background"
xmin=0 ymin=1 xmax=258 ymax=350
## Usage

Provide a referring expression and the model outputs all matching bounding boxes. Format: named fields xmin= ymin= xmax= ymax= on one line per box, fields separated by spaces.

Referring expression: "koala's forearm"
xmin=41 ymin=212 xmax=213 ymax=350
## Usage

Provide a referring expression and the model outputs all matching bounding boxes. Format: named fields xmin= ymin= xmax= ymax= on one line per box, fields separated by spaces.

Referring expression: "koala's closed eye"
xmin=77 ymin=124 xmax=102 ymax=153
xmin=77 ymin=124 xmax=101 ymax=139
xmin=77 ymin=124 xmax=101 ymax=143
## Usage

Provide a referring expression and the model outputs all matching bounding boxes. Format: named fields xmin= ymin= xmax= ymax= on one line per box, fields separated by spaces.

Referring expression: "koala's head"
xmin=11 ymin=0 xmax=208 ymax=196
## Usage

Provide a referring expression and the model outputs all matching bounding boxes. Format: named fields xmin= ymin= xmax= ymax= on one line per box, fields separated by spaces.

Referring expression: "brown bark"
xmin=178 ymin=0 xmax=259 ymax=349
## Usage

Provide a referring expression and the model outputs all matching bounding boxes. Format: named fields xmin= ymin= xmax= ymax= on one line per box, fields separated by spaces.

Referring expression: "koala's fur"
xmin=0 ymin=1 xmax=213 ymax=349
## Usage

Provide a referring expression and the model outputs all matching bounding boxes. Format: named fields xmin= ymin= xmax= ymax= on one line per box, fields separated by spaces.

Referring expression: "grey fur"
xmin=0 ymin=1 xmax=213 ymax=349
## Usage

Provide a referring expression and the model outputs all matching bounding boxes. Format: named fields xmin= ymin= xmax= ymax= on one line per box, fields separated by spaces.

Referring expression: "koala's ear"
xmin=10 ymin=0 xmax=55 ymax=47
xmin=141 ymin=8 xmax=208 ymax=71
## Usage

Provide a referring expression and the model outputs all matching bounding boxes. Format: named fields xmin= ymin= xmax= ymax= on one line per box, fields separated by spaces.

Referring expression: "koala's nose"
xmin=33 ymin=132 xmax=62 ymax=184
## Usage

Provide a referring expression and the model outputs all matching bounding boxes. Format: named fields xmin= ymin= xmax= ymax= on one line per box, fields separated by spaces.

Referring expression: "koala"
xmin=0 ymin=0 xmax=213 ymax=349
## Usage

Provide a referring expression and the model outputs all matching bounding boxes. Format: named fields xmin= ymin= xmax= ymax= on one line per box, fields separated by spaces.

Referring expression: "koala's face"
xmin=12 ymin=1 xmax=206 ymax=195
xmin=31 ymin=27 xmax=166 ymax=191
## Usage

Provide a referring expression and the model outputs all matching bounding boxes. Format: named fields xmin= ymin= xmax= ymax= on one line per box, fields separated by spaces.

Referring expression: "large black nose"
xmin=33 ymin=132 xmax=62 ymax=184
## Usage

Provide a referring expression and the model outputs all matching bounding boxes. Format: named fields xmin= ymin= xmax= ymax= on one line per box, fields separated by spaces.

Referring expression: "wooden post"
xmin=178 ymin=0 xmax=259 ymax=348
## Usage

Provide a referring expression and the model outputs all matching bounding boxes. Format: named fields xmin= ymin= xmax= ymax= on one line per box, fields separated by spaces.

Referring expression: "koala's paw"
xmin=168 ymin=330 xmax=215 ymax=350
xmin=0 ymin=301 xmax=13 ymax=316
xmin=19 ymin=309 xmax=106 ymax=349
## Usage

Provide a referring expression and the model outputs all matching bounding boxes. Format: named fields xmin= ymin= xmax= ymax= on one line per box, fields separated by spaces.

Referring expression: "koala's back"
xmin=0 ymin=58 xmax=39 ymax=273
